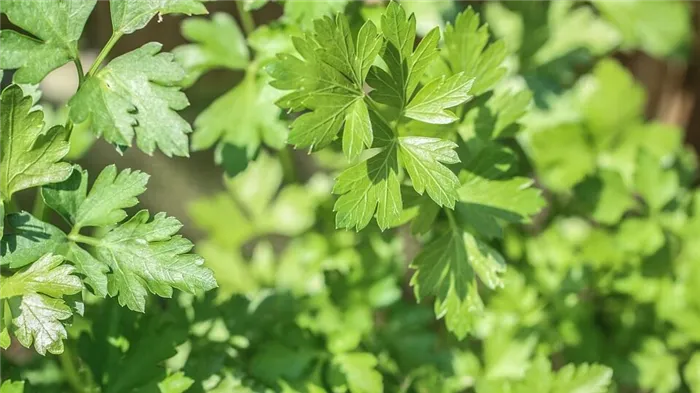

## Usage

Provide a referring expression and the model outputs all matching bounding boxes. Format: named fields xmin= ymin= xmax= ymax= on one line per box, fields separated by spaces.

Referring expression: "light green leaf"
xmin=443 ymin=8 xmax=508 ymax=96
xmin=684 ymin=352 xmax=700 ymax=393
xmin=268 ymin=16 xmax=380 ymax=156
xmin=0 ymin=0 xmax=96 ymax=83
xmin=410 ymin=229 xmax=485 ymax=339
xmin=158 ymin=372 xmax=195 ymax=393
xmin=632 ymin=339 xmax=680 ymax=393
xmin=0 ymin=85 xmax=72 ymax=202
xmin=95 ymin=210 xmax=216 ymax=312
xmin=552 ymin=363 xmax=614 ymax=393
xmin=343 ymin=99 xmax=373 ymax=161
xmin=381 ymin=1 xmax=416 ymax=60
xmin=635 ymin=149 xmax=679 ymax=212
xmin=500 ymin=355 xmax=613 ymax=393
xmin=595 ymin=0 xmax=691 ymax=58
xmin=404 ymin=73 xmax=474 ymax=124
xmin=399 ymin=137 xmax=461 ymax=208
xmin=333 ymin=352 xmax=384 ymax=393
xmin=2 ymin=254 xmax=82 ymax=355
xmin=0 ymin=380 xmax=24 ymax=393
xmin=76 ymin=165 xmax=148 ymax=228
xmin=526 ymin=124 xmax=596 ymax=191
xmin=110 ymin=0 xmax=207 ymax=35
xmin=534 ymin=2 xmax=620 ymax=66
xmin=69 ymin=43 xmax=192 ymax=157
xmin=368 ymin=3 xmax=439 ymax=108
xmin=68 ymin=243 xmax=109 ymax=298
xmin=284 ymin=0 xmax=348 ymax=29
xmin=0 ymin=212 xmax=68 ymax=269
xmin=190 ymin=153 xmax=323 ymax=250
xmin=173 ymin=12 xmax=249 ymax=87
xmin=461 ymin=87 xmax=532 ymax=140
xmin=582 ymin=59 xmax=646 ymax=148
xmin=457 ymin=148 xmax=545 ymax=238
xmin=573 ymin=170 xmax=635 ymax=225
xmin=333 ymin=145 xmax=402 ymax=231
xmin=191 ymin=76 xmax=286 ymax=155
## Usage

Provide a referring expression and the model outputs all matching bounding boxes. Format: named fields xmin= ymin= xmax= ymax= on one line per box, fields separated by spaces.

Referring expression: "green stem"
xmin=278 ymin=146 xmax=298 ymax=184
xmin=58 ymin=345 xmax=85 ymax=393
xmin=4 ymin=198 xmax=19 ymax=214
xmin=445 ymin=208 xmax=458 ymax=230
xmin=87 ymin=32 xmax=123 ymax=78
xmin=31 ymin=191 xmax=47 ymax=220
xmin=235 ymin=1 xmax=256 ymax=35
xmin=68 ymin=233 xmax=101 ymax=247
xmin=73 ymin=58 xmax=85 ymax=87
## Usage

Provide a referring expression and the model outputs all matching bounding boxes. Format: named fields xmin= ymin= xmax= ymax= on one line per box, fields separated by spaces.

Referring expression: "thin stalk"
xmin=73 ymin=58 xmax=85 ymax=87
xmin=235 ymin=1 xmax=256 ymax=35
xmin=445 ymin=208 xmax=458 ymax=230
xmin=65 ymin=118 xmax=75 ymax=140
xmin=31 ymin=190 xmax=47 ymax=220
xmin=87 ymin=32 xmax=123 ymax=78
xmin=278 ymin=146 xmax=298 ymax=184
xmin=58 ymin=345 xmax=85 ymax=393
xmin=68 ymin=233 xmax=101 ymax=247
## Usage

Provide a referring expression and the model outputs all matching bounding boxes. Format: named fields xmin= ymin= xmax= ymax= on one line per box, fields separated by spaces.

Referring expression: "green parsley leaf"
xmin=40 ymin=165 xmax=215 ymax=303
xmin=411 ymin=228 xmax=503 ymax=339
xmin=191 ymin=75 xmax=286 ymax=156
xmin=44 ymin=165 xmax=148 ymax=229
xmin=190 ymin=153 xmax=325 ymax=248
xmin=684 ymin=353 xmax=700 ymax=393
xmin=404 ymin=73 xmax=475 ymax=124
xmin=268 ymin=16 xmax=381 ymax=157
xmin=333 ymin=144 xmax=402 ymax=231
xmin=461 ymin=87 xmax=533 ymax=140
xmin=526 ymin=124 xmax=596 ymax=191
xmin=284 ymin=0 xmax=348 ymax=29
xmin=456 ymin=145 xmax=545 ymax=239
xmin=0 ymin=85 xmax=72 ymax=202
xmin=0 ymin=0 xmax=96 ymax=83
xmin=0 ymin=380 xmax=24 ymax=393
xmin=69 ymin=43 xmax=192 ymax=157
xmin=398 ymin=137 xmax=461 ymax=208
xmin=110 ymin=0 xmax=207 ymax=36
xmin=1 ymin=253 xmax=82 ymax=355
xmin=1 ymin=212 xmax=68 ymax=269
xmin=496 ymin=355 xmax=614 ymax=393
xmin=632 ymin=339 xmax=680 ymax=393
xmin=332 ymin=352 xmax=384 ymax=393
xmin=582 ymin=59 xmax=646 ymax=148
xmin=174 ymin=12 xmax=249 ymax=87
xmin=96 ymin=210 xmax=216 ymax=312
xmin=443 ymin=7 xmax=508 ymax=96
xmin=343 ymin=98 xmax=374 ymax=161
xmin=158 ymin=372 xmax=195 ymax=393
xmin=367 ymin=3 xmax=439 ymax=109
xmin=594 ymin=0 xmax=691 ymax=58
xmin=635 ymin=149 xmax=679 ymax=212
xmin=67 ymin=243 xmax=109 ymax=298
xmin=573 ymin=170 xmax=635 ymax=225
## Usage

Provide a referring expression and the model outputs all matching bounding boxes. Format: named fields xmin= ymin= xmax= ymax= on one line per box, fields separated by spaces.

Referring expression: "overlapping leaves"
xmin=269 ymin=1 xmax=486 ymax=231
xmin=1 ymin=163 xmax=216 ymax=353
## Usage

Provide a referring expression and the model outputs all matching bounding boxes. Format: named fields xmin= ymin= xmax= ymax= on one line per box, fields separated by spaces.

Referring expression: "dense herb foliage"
xmin=0 ymin=1 xmax=698 ymax=393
